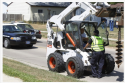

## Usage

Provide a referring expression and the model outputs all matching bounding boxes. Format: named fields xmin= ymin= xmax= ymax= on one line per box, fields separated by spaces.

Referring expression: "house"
xmin=7 ymin=2 xmax=70 ymax=22
xmin=3 ymin=2 xmax=8 ymax=14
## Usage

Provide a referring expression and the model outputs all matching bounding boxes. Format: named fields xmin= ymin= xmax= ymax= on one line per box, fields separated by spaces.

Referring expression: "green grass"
xmin=30 ymin=23 xmax=61 ymax=32
xmin=3 ymin=65 xmax=42 ymax=82
xmin=3 ymin=58 xmax=82 ymax=82
xmin=107 ymin=27 xmax=124 ymax=40
xmin=29 ymin=24 xmax=47 ymax=31
xmin=108 ymin=40 xmax=124 ymax=47
xmin=109 ymin=40 xmax=116 ymax=47
xmin=41 ymin=32 xmax=47 ymax=38
xmin=98 ymin=27 xmax=124 ymax=40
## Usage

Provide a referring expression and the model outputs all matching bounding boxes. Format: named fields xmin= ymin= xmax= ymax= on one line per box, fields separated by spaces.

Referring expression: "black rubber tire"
xmin=102 ymin=53 xmax=115 ymax=74
xmin=66 ymin=57 xmax=84 ymax=78
xmin=47 ymin=52 xmax=65 ymax=72
xmin=27 ymin=44 xmax=33 ymax=48
xmin=4 ymin=38 xmax=11 ymax=48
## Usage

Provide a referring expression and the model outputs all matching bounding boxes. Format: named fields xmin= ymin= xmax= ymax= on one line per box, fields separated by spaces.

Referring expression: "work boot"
xmin=98 ymin=76 xmax=102 ymax=79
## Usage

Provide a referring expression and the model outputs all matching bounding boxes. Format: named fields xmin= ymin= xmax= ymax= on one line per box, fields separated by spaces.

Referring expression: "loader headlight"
xmin=10 ymin=37 xmax=21 ymax=40
xmin=32 ymin=36 xmax=36 ymax=40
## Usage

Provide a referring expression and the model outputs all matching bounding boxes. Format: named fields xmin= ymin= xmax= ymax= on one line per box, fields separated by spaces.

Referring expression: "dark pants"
xmin=90 ymin=50 xmax=105 ymax=77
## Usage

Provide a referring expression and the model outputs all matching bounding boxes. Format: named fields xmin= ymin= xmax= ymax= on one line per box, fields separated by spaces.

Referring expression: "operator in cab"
xmin=83 ymin=30 xmax=105 ymax=79
xmin=80 ymin=28 xmax=88 ymax=47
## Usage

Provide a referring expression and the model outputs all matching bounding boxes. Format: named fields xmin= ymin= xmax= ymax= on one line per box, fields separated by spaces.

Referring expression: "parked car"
xmin=3 ymin=24 xmax=37 ymax=48
xmin=12 ymin=22 xmax=42 ymax=39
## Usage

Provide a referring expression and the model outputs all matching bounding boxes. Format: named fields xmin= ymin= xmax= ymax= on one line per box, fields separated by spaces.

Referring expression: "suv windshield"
xmin=3 ymin=25 xmax=22 ymax=32
xmin=17 ymin=24 xmax=34 ymax=30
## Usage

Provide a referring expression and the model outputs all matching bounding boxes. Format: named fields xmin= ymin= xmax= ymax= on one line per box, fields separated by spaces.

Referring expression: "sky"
xmin=6 ymin=2 xmax=11 ymax=4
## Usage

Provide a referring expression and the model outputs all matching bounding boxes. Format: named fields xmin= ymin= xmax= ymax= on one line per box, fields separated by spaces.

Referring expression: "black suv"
xmin=3 ymin=24 xmax=37 ymax=48
xmin=13 ymin=22 xmax=42 ymax=39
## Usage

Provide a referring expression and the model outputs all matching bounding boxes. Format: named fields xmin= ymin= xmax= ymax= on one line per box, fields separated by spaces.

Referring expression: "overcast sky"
xmin=6 ymin=2 xmax=11 ymax=4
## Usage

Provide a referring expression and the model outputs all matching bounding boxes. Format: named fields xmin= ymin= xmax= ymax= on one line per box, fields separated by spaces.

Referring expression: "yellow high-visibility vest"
xmin=91 ymin=36 xmax=104 ymax=51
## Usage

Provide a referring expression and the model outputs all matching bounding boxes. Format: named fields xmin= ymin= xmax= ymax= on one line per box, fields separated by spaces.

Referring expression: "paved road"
xmin=3 ymin=39 xmax=47 ymax=68
xmin=3 ymin=39 xmax=124 ymax=82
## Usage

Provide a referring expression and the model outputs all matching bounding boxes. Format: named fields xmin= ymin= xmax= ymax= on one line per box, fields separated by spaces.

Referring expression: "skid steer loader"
xmin=46 ymin=2 xmax=122 ymax=78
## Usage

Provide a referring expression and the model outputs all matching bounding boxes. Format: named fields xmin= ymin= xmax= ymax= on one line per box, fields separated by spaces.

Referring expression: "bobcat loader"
xmin=46 ymin=2 xmax=122 ymax=78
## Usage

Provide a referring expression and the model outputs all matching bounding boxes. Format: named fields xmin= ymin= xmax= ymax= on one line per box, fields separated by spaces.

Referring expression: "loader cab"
xmin=63 ymin=21 xmax=109 ymax=51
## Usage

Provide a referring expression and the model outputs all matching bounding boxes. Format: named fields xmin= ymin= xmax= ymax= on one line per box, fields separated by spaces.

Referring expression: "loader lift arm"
xmin=46 ymin=2 xmax=97 ymax=38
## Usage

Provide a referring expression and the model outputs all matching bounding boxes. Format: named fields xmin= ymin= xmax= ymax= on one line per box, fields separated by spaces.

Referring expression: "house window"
xmin=38 ymin=10 xmax=43 ymax=13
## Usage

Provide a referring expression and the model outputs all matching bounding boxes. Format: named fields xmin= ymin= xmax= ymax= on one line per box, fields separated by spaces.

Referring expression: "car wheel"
xmin=4 ymin=38 xmax=10 ymax=48
xmin=66 ymin=57 xmax=84 ymax=78
xmin=27 ymin=44 xmax=33 ymax=48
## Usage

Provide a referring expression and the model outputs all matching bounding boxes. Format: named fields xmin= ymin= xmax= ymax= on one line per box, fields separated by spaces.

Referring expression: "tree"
xmin=107 ymin=2 xmax=123 ymax=5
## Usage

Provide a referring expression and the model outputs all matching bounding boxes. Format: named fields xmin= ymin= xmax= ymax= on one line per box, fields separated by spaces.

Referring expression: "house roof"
xmin=27 ymin=2 xmax=70 ymax=7
xmin=8 ymin=2 xmax=70 ymax=7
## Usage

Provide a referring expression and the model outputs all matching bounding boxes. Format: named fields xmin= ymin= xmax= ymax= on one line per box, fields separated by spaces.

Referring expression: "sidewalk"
xmin=108 ymin=38 xmax=124 ymax=41
xmin=3 ymin=73 xmax=23 ymax=82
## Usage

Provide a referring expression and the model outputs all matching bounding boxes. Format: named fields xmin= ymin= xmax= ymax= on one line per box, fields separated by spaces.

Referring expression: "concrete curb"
xmin=3 ymin=73 xmax=23 ymax=82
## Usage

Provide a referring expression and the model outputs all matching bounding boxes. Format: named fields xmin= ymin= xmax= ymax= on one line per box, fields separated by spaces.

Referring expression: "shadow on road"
xmin=80 ymin=70 xmax=124 ymax=82
xmin=104 ymin=70 xmax=124 ymax=82
xmin=37 ymin=41 xmax=43 ymax=43
xmin=10 ymin=46 xmax=38 ymax=50
xmin=84 ymin=70 xmax=92 ymax=76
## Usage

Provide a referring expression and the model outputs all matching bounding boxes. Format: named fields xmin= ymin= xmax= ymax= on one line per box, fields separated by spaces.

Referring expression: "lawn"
xmin=98 ymin=27 xmax=124 ymax=40
xmin=29 ymin=23 xmax=47 ymax=31
xmin=29 ymin=23 xmax=61 ymax=32
xmin=3 ymin=58 xmax=82 ymax=82
xmin=107 ymin=27 xmax=124 ymax=40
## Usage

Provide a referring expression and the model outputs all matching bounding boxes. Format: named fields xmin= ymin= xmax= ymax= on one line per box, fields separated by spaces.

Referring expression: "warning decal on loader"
xmin=47 ymin=41 xmax=52 ymax=48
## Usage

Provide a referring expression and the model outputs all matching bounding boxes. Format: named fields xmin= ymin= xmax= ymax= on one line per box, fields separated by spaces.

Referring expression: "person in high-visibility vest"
xmin=84 ymin=30 xmax=105 ymax=79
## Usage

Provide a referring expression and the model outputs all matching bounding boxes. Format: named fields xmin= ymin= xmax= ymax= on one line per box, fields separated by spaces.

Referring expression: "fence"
xmin=3 ymin=14 xmax=23 ymax=22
